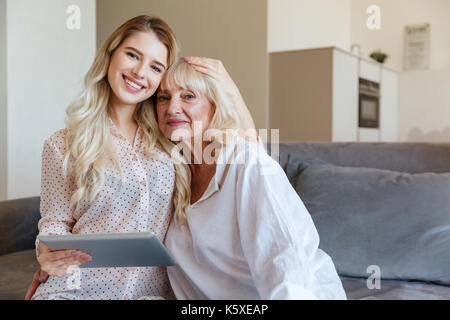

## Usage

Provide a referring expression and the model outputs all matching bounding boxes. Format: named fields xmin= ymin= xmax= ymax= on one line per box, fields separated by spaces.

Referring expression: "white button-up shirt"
xmin=165 ymin=138 xmax=347 ymax=300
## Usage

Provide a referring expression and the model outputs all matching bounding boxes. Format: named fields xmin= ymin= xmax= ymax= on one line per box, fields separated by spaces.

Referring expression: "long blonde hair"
xmin=64 ymin=15 xmax=190 ymax=221
xmin=157 ymin=59 xmax=241 ymax=223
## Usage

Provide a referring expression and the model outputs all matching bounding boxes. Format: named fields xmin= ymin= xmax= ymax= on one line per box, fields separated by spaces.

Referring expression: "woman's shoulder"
xmin=226 ymin=137 xmax=281 ymax=173
xmin=231 ymin=136 xmax=272 ymax=161
xmin=46 ymin=128 xmax=67 ymax=141
xmin=44 ymin=128 xmax=68 ymax=152
xmin=148 ymin=143 xmax=175 ymax=167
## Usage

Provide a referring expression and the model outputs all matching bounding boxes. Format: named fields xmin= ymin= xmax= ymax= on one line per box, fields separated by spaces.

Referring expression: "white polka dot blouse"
xmin=32 ymin=118 xmax=176 ymax=300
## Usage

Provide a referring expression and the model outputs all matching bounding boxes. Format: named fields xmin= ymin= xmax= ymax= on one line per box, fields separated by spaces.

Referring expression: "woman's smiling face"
xmin=107 ymin=31 xmax=168 ymax=108
xmin=156 ymin=86 xmax=215 ymax=142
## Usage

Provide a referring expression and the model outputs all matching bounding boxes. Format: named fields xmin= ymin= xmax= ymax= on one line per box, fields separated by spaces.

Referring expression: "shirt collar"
xmin=108 ymin=116 xmax=122 ymax=139
xmin=108 ymin=116 xmax=142 ymax=150
xmin=189 ymin=137 xmax=240 ymax=207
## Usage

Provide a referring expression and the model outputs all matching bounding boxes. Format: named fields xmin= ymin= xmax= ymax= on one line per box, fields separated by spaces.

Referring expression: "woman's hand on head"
xmin=37 ymin=241 xmax=92 ymax=278
xmin=184 ymin=56 xmax=258 ymax=140
xmin=184 ymin=56 xmax=240 ymax=99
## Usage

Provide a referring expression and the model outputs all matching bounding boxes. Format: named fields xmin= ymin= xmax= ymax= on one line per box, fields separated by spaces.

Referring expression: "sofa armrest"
xmin=0 ymin=197 xmax=40 ymax=256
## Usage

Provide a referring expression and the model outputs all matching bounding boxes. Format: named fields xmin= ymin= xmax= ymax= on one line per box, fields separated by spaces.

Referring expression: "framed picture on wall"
xmin=403 ymin=23 xmax=430 ymax=70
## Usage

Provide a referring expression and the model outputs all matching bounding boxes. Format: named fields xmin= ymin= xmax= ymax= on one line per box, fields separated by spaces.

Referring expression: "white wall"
xmin=0 ymin=0 xmax=7 ymax=200
xmin=350 ymin=0 xmax=450 ymax=71
xmin=268 ymin=0 xmax=351 ymax=52
xmin=399 ymin=69 xmax=450 ymax=142
xmin=5 ymin=0 xmax=96 ymax=200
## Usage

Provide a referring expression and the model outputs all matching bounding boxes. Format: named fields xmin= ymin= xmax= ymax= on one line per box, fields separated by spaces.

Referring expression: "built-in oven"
xmin=358 ymin=78 xmax=380 ymax=128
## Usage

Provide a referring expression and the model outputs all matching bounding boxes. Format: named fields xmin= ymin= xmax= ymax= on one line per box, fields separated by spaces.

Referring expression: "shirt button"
xmin=132 ymin=155 xmax=138 ymax=161
xmin=140 ymin=180 xmax=146 ymax=186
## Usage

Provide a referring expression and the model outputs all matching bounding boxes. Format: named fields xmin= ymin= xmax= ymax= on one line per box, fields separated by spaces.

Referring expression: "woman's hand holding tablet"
xmin=37 ymin=235 xmax=92 ymax=277
xmin=37 ymin=232 xmax=176 ymax=269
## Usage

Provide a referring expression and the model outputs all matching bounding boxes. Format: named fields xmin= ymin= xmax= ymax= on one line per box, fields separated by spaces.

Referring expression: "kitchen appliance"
xmin=359 ymin=78 xmax=380 ymax=128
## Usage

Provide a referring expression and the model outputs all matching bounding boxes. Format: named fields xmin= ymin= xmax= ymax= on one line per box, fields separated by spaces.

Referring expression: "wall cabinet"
xmin=269 ymin=47 xmax=398 ymax=142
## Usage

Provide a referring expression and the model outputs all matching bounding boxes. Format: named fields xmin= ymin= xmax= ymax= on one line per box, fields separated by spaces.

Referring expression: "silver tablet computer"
xmin=37 ymin=232 xmax=177 ymax=268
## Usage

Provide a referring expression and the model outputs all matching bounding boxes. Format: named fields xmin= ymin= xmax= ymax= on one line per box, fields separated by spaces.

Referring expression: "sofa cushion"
xmin=340 ymin=276 xmax=450 ymax=300
xmin=287 ymin=155 xmax=450 ymax=285
xmin=0 ymin=197 xmax=40 ymax=255
xmin=0 ymin=249 xmax=39 ymax=300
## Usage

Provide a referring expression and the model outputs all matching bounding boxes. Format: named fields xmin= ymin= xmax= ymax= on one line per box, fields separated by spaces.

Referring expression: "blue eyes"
xmin=126 ymin=52 xmax=162 ymax=73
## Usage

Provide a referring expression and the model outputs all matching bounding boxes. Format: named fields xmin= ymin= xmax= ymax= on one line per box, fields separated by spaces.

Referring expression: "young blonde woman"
xmin=26 ymin=15 xmax=255 ymax=300
xmin=156 ymin=60 xmax=347 ymax=300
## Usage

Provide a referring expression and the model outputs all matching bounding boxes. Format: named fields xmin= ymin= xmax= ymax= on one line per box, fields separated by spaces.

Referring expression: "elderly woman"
xmin=155 ymin=60 xmax=347 ymax=300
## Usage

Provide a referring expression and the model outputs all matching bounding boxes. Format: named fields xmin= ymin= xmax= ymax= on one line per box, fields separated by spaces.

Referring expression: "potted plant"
xmin=370 ymin=50 xmax=389 ymax=64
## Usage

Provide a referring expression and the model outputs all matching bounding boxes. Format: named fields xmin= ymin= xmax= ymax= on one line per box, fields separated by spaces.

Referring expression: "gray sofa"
xmin=0 ymin=197 xmax=40 ymax=300
xmin=1 ymin=142 xmax=450 ymax=300
xmin=275 ymin=142 xmax=450 ymax=299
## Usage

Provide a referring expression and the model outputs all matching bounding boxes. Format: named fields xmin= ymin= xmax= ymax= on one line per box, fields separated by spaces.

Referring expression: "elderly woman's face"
xmin=156 ymin=86 xmax=215 ymax=142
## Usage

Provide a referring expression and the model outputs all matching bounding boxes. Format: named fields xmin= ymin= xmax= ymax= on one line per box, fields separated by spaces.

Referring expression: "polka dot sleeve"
xmin=35 ymin=133 xmax=76 ymax=257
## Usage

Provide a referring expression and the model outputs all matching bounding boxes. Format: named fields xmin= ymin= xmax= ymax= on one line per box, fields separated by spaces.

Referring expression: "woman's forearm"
xmin=234 ymin=91 xmax=258 ymax=142
xmin=235 ymin=91 xmax=256 ymax=131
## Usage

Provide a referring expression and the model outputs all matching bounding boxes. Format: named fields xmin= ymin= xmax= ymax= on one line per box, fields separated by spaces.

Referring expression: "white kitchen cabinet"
xmin=360 ymin=59 xmax=380 ymax=83
xmin=269 ymin=47 xmax=398 ymax=142
xmin=332 ymin=48 xmax=359 ymax=141
xmin=380 ymin=68 xmax=399 ymax=141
